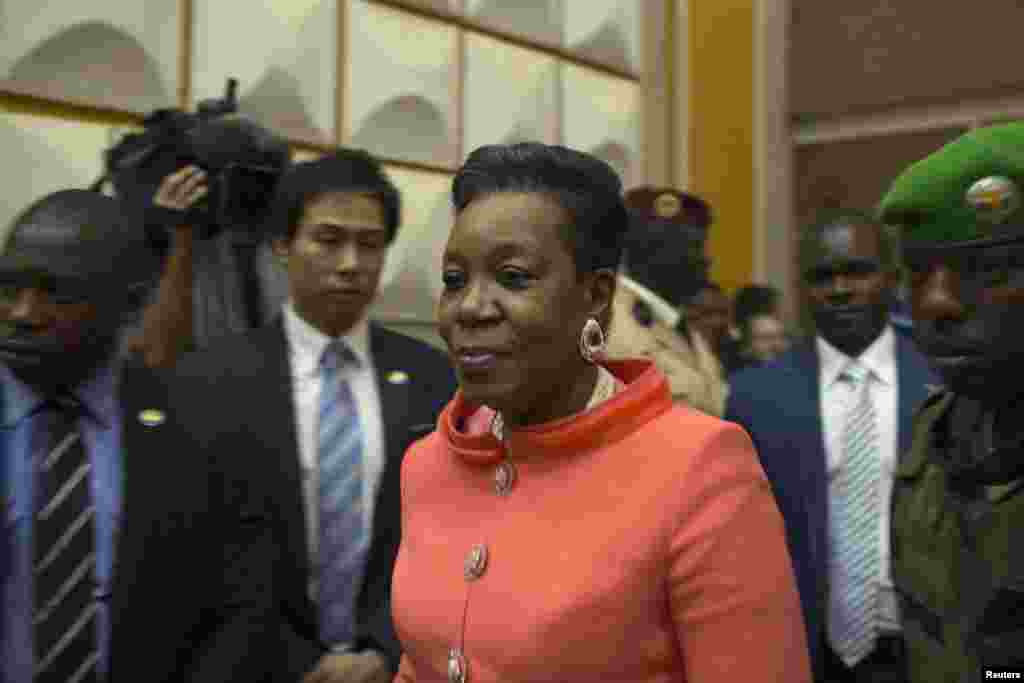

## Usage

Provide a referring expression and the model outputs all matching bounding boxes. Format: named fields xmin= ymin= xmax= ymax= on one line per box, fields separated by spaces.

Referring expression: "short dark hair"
xmin=269 ymin=148 xmax=401 ymax=243
xmin=733 ymin=284 xmax=780 ymax=339
xmin=800 ymin=208 xmax=900 ymax=274
xmin=452 ymin=143 xmax=628 ymax=273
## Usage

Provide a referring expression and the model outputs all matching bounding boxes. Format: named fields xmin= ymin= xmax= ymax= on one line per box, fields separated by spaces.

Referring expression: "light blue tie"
xmin=828 ymin=363 xmax=881 ymax=667
xmin=317 ymin=341 xmax=369 ymax=647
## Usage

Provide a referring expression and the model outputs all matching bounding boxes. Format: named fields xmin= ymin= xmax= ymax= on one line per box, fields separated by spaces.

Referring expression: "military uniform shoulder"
xmin=916 ymin=386 xmax=954 ymax=420
xmin=611 ymin=283 xmax=643 ymax=321
xmin=920 ymin=384 xmax=950 ymax=408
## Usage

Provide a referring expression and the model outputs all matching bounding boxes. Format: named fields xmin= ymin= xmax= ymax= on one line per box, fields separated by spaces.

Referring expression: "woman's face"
xmin=438 ymin=191 xmax=613 ymax=425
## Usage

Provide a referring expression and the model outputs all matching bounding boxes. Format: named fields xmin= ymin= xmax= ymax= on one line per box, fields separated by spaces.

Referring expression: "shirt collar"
xmin=282 ymin=301 xmax=372 ymax=377
xmin=816 ymin=324 xmax=896 ymax=388
xmin=617 ymin=275 xmax=682 ymax=328
xmin=1 ymin=359 xmax=120 ymax=429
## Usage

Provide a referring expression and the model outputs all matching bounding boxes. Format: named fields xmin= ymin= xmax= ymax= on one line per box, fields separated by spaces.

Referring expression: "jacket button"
xmin=448 ymin=648 xmax=468 ymax=683
xmin=464 ymin=544 xmax=488 ymax=581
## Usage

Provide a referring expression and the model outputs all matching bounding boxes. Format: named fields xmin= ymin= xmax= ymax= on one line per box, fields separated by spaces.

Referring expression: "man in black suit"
xmin=157 ymin=149 xmax=455 ymax=683
xmin=0 ymin=189 xmax=275 ymax=683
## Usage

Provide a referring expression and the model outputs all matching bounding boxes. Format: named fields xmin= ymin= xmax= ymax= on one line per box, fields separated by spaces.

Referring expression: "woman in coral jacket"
xmin=389 ymin=142 xmax=811 ymax=683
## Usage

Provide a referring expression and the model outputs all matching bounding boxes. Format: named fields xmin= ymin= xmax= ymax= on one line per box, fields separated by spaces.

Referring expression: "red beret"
xmin=623 ymin=187 xmax=713 ymax=229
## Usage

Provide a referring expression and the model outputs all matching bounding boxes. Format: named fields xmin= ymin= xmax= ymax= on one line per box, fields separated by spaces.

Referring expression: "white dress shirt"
xmin=282 ymin=302 xmax=386 ymax=565
xmin=817 ymin=325 xmax=902 ymax=633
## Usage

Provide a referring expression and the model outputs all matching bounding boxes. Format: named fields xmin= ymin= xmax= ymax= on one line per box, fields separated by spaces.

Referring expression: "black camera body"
xmin=103 ymin=79 xmax=291 ymax=243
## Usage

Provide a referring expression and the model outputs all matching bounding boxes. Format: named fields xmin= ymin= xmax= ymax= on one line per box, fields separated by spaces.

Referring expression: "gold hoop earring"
xmin=579 ymin=317 xmax=606 ymax=364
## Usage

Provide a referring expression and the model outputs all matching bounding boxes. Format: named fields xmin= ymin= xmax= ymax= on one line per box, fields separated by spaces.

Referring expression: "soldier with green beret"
xmin=879 ymin=121 xmax=1024 ymax=682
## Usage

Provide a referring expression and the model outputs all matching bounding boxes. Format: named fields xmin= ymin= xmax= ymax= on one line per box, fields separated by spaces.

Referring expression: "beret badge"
xmin=966 ymin=175 xmax=1021 ymax=227
xmin=653 ymin=193 xmax=681 ymax=219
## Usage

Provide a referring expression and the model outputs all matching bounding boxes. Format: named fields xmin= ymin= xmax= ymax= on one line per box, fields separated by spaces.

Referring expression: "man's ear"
xmin=585 ymin=268 xmax=617 ymax=322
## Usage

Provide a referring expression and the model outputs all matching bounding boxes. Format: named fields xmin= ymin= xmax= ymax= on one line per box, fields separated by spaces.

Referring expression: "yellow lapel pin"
xmin=138 ymin=409 xmax=166 ymax=427
xmin=387 ymin=370 xmax=410 ymax=385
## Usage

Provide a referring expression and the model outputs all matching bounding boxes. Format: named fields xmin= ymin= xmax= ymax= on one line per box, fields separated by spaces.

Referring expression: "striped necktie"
xmin=317 ymin=341 xmax=370 ymax=648
xmin=828 ymin=363 xmax=881 ymax=667
xmin=34 ymin=394 xmax=98 ymax=682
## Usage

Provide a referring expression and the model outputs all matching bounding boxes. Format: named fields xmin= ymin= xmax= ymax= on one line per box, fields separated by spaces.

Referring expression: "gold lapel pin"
xmin=387 ymin=370 xmax=410 ymax=385
xmin=138 ymin=409 xmax=166 ymax=427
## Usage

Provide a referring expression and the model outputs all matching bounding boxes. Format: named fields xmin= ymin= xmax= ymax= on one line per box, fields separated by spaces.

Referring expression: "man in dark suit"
xmin=726 ymin=212 xmax=936 ymax=682
xmin=155 ymin=149 xmax=455 ymax=683
xmin=0 ymin=190 xmax=275 ymax=683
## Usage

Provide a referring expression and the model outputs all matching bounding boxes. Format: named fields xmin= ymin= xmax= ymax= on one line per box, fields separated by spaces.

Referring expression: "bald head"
xmin=800 ymin=211 xmax=899 ymax=283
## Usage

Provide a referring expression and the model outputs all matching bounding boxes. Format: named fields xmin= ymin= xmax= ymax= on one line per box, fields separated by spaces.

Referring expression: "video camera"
xmin=99 ymin=78 xmax=291 ymax=242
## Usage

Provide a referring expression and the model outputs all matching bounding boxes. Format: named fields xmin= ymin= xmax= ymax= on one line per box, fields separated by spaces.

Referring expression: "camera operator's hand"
xmin=129 ymin=165 xmax=207 ymax=369
xmin=154 ymin=165 xmax=208 ymax=220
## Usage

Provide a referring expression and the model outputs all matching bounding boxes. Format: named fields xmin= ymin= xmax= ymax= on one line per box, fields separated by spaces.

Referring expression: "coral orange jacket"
xmin=392 ymin=360 xmax=811 ymax=682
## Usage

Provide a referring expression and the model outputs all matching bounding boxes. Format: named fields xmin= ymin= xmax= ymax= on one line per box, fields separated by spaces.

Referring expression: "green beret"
xmin=878 ymin=122 xmax=1024 ymax=248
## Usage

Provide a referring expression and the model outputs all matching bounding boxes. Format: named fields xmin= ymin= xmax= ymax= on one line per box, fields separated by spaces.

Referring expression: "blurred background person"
xmin=726 ymin=211 xmax=935 ymax=681
xmin=731 ymin=284 xmax=790 ymax=371
xmin=687 ymin=281 xmax=744 ymax=371
xmin=101 ymin=80 xmax=292 ymax=369
xmin=392 ymin=142 xmax=810 ymax=683
xmin=606 ymin=186 xmax=728 ymax=416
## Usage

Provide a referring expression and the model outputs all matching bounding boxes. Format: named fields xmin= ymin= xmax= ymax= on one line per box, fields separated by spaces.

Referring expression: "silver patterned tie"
xmin=828 ymin=363 xmax=881 ymax=667
xmin=34 ymin=395 xmax=98 ymax=682
xmin=317 ymin=341 xmax=370 ymax=647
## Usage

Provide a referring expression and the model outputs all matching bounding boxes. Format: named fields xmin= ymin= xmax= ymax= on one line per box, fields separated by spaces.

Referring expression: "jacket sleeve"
xmin=185 ymin=447 xmax=280 ymax=683
xmin=667 ymin=423 xmax=812 ymax=682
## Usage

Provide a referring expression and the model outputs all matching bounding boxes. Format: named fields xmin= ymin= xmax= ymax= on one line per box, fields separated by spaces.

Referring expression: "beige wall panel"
xmin=0 ymin=0 xmax=178 ymax=112
xmin=463 ymin=33 xmax=558 ymax=158
xmin=0 ymin=112 xmax=112 ymax=246
xmin=369 ymin=166 xmax=453 ymax=324
xmin=563 ymin=0 xmax=641 ymax=75
xmin=562 ymin=66 xmax=641 ymax=188
xmin=464 ymin=0 xmax=562 ymax=48
xmin=345 ymin=1 xmax=458 ymax=167
xmin=192 ymin=0 xmax=336 ymax=145
xmin=385 ymin=0 xmax=462 ymax=14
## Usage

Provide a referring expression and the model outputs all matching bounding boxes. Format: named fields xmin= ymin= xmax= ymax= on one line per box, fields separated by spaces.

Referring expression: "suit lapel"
xmin=252 ymin=321 xmax=310 ymax=572
xmin=117 ymin=363 xmax=152 ymax=566
xmin=788 ymin=343 xmax=831 ymax=617
xmin=789 ymin=344 xmax=828 ymax=469
xmin=369 ymin=324 xmax=415 ymax=462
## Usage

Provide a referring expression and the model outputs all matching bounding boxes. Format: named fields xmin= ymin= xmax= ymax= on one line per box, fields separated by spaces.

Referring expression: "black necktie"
xmin=33 ymin=395 xmax=98 ymax=682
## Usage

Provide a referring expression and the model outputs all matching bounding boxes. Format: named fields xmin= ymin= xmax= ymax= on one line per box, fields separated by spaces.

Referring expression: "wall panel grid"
xmin=1 ymin=0 xmax=664 ymax=323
